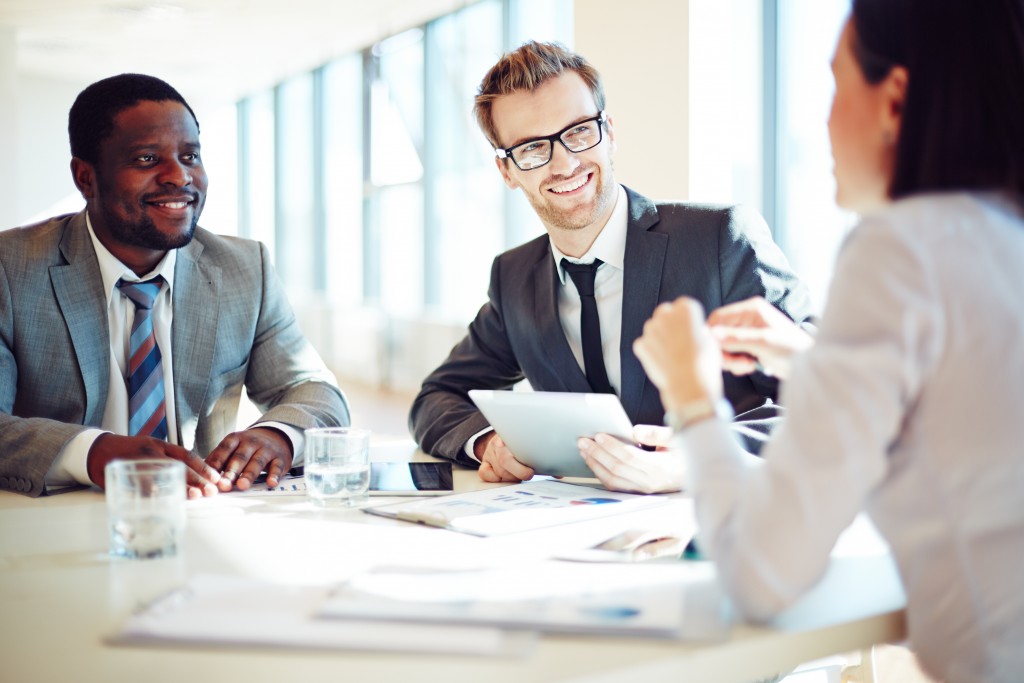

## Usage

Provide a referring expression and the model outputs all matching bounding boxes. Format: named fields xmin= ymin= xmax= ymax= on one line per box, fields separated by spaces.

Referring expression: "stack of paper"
xmin=366 ymin=479 xmax=671 ymax=536
xmin=113 ymin=558 xmax=727 ymax=655
xmin=111 ymin=574 xmax=532 ymax=656
xmin=318 ymin=561 xmax=699 ymax=637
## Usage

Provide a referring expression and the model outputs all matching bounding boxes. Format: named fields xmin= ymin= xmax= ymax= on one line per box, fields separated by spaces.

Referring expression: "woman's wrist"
xmin=663 ymin=396 xmax=733 ymax=432
xmin=661 ymin=381 xmax=730 ymax=432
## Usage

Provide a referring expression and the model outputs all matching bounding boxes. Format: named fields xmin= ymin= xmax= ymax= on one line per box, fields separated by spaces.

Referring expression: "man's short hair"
xmin=473 ymin=41 xmax=605 ymax=149
xmin=68 ymin=73 xmax=199 ymax=164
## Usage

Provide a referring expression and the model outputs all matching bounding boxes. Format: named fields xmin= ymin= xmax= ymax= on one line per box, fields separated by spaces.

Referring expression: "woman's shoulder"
xmin=852 ymin=192 xmax=1021 ymax=247
xmin=868 ymin=191 xmax=1017 ymax=229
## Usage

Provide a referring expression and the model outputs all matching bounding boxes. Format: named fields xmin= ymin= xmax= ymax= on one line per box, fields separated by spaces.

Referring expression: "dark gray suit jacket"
xmin=0 ymin=211 xmax=350 ymax=496
xmin=410 ymin=187 xmax=814 ymax=466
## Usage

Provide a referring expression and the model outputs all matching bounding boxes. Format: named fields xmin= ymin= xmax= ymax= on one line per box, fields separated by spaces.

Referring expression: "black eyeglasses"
xmin=494 ymin=111 xmax=608 ymax=171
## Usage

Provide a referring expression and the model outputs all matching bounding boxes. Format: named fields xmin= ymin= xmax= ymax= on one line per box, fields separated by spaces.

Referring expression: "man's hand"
xmin=86 ymin=434 xmax=220 ymax=499
xmin=204 ymin=427 xmax=293 ymax=491
xmin=577 ymin=424 xmax=685 ymax=493
xmin=474 ymin=431 xmax=535 ymax=483
xmin=706 ymin=296 xmax=813 ymax=380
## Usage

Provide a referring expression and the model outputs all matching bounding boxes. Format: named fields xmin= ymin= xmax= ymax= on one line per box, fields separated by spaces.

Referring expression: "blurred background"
xmin=0 ymin=0 xmax=854 ymax=435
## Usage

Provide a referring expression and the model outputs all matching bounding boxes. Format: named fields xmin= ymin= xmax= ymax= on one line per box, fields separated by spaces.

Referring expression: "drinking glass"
xmin=105 ymin=459 xmax=186 ymax=559
xmin=304 ymin=427 xmax=371 ymax=507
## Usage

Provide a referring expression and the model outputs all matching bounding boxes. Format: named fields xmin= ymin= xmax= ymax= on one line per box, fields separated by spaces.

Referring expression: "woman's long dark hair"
xmin=852 ymin=0 xmax=1024 ymax=204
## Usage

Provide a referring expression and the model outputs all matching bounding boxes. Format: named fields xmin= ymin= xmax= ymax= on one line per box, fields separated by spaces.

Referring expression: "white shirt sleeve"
xmin=44 ymin=429 xmax=108 ymax=488
xmin=681 ymin=215 xmax=940 ymax=622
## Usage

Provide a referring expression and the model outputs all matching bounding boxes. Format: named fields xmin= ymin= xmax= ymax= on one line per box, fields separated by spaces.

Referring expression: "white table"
xmin=0 ymin=441 xmax=906 ymax=683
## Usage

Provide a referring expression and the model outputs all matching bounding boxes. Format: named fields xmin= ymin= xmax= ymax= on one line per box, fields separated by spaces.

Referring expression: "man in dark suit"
xmin=409 ymin=42 xmax=813 ymax=493
xmin=0 ymin=74 xmax=349 ymax=498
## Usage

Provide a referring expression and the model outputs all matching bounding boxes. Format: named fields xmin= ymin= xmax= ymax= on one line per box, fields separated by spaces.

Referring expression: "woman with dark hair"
xmin=581 ymin=0 xmax=1024 ymax=680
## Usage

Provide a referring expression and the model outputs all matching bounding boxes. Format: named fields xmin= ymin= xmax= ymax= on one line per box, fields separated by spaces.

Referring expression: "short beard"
xmin=102 ymin=204 xmax=198 ymax=251
xmin=531 ymin=169 xmax=617 ymax=232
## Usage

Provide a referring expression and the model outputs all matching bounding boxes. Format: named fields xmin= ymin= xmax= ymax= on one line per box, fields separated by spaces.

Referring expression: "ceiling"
xmin=1 ymin=0 xmax=469 ymax=107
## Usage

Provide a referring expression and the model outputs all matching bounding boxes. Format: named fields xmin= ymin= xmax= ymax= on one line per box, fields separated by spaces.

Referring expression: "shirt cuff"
xmin=45 ymin=428 xmax=108 ymax=487
xmin=463 ymin=427 xmax=494 ymax=464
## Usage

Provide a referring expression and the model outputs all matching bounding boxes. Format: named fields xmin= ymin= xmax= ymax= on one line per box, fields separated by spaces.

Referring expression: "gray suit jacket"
xmin=0 ymin=211 xmax=349 ymax=496
xmin=410 ymin=187 xmax=814 ymax=466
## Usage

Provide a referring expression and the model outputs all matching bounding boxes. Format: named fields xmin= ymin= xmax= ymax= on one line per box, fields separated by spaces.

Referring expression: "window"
xmin=276 ymin=73 xmax=317 ymax=292
xmin=232 ymin=0 xmax=573 ymax=389
xmin=368 ymin=28 xmax=426 ymax=317
xmin=774 ymin=0 xmax=853 ymax=309
xmin=321 ymin=56 xmax=364 ymax=307
xmin=689 ymin=0 xmax=853 ymax=311
xmin=237 ymin=0 xmax=572 ymax=319
xmin=238 ymin=91 xmax=276 ymax=253
xmin=425 ymin=1 xmax=505 ymax=320
xmin=688 ymin=0 xmax=764 ymax=213
xmin=194 ymin=104 xmax=238 ymax=237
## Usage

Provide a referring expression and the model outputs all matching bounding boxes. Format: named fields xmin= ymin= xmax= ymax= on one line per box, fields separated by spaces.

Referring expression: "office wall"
xmin=0 ymin=66 xmax=86 ymax=230
xmin=574 ymin=0 xmax=690 ymax=201
xmin=13 ymin=76 xmax=84 ymax=227
xmin=0 ymin=29 xmax=18 ymax=230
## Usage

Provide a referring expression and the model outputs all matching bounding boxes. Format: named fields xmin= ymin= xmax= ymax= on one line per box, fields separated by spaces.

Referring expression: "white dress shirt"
xmin=464 ymin=185 xmax=629 ymax=461
xmin=681 ymin=192 xmax=1024 ymax=683
xmin=45 ymin=214 xmax=300 ymax=487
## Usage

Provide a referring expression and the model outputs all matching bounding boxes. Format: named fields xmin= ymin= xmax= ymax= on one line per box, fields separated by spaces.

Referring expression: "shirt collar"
xmin=86 ymin=211 xmax=176 ymax=303
xmin=552 ymin=184 xmax=629 ymax=285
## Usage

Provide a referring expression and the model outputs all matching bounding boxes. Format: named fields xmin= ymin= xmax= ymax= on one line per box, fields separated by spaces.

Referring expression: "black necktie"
xmin=561 ymin=258 xmax=615 ymax=394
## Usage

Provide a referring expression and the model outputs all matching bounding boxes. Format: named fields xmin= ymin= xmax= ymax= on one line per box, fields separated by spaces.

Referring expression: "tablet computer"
xmin=369 ymin=461 xmax=453 ymax=496
xmin=468 ymin=390 xmax=635 ymax=478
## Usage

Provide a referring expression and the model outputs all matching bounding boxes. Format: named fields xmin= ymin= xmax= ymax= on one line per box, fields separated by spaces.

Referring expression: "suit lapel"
xmin=171 ymin=236 xmax=220 ymax=449
xmin=533 ymin=247 xmax=592 ymax=392
xmin=52 ymin=212 xmax=110 ymax=425
xmin=619 ymin=189 xmax=667 ymax=419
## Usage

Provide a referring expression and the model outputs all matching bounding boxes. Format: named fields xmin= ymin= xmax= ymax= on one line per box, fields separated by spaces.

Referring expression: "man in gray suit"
xmin=0 ymin=74 xmax=349 ymax=498
xmin=410 ymin=42 xmax=813 ymax=493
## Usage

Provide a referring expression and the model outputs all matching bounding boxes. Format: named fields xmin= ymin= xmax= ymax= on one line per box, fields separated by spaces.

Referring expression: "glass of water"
xmin=304 ymin=427 xmax=371 ymax=507
xmin=105 ymin=459 xmax=186 ymax=559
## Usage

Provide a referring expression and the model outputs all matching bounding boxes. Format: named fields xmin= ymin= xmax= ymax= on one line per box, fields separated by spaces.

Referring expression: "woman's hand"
xmin=707 ymin=296 xmax=814 ymax=380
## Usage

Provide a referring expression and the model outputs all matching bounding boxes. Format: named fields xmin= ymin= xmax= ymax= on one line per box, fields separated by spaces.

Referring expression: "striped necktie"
xmin=116 ymin=277 xmax=168 ymax=439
